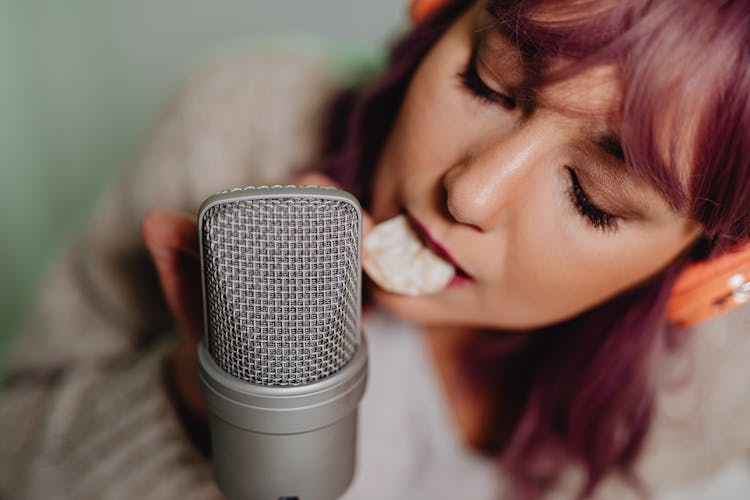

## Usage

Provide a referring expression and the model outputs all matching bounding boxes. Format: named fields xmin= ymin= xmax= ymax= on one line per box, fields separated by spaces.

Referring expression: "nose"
xmin=441 ymin=120 xmax=550 ymax=231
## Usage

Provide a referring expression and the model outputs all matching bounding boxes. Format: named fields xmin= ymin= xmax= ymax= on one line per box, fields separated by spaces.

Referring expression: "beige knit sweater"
xmin=1 ymin=46 xmax=749 ymax=500
xmin=0 ymin=47 xmax=335 ymax=500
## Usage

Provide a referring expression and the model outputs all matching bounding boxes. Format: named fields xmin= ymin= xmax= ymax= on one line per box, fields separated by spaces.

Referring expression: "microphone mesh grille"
xmin=201 ymin=196 xmax=359 ymax=386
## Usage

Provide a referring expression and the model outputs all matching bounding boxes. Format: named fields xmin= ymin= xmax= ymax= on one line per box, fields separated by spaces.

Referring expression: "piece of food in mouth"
xmin=363 ymin=214 xmax=456 ymax=296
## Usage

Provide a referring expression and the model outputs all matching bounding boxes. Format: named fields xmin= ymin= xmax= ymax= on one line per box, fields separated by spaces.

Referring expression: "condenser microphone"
xmin=197 ymin=185 xmax=367 ymax=500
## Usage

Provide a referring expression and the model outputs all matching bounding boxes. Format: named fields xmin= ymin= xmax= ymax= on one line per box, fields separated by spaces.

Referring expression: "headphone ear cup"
xmin=409 ymin=0 xmax=447 ymax=23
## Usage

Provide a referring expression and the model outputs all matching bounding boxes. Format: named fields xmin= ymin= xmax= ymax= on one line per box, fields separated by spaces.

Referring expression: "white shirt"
xmin=341 ymin=308 xmax=507 ymax=500
xmin=342 ymin=308 xmax=750 ymax=500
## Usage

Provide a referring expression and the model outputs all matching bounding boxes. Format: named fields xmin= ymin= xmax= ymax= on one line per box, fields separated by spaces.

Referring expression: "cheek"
xmin=371 ymin=3 xmax=482 ymax=220
xmin=380 ymin=11 xmax=481 ymax=182
xmin=370 ymin=73 xmax=464 ymax=221
xmin=508 ymin=219 xmax=689 ymax=323
xmin=488 ymin=171 xmax=690 ymax=325
xmin=397 ymin=69 xmax=467 ymax=176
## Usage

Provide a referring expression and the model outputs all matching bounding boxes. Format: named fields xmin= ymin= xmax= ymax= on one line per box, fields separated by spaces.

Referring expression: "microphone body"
xmin=197 ymin=186 xmax=367 ymax=500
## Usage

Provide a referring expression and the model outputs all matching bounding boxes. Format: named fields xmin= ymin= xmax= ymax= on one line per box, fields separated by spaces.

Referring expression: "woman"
xmin=2 ymin=0 xmax=749 ymax=498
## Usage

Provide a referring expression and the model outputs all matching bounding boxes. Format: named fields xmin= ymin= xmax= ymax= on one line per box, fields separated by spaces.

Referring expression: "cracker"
xmin=363 ymin=214 xmax=455 ymax=295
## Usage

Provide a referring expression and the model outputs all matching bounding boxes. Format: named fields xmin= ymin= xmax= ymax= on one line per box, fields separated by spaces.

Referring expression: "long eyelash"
xmin=457 ymin=46 xmax=515 ymax=109
xmin=565 ymin=167 xmax=619 ymax=232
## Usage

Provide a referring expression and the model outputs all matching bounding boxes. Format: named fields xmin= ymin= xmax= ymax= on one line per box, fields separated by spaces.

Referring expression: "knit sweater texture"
xmin=1 ymin=46 xmax=749 ymax=500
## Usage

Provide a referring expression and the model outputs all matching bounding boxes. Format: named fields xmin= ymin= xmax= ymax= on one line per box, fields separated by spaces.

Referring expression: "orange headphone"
xmin=409 ymin=0 xmax=446 ymax=21
xmin=408 ymin=0 xmax=750 ymax=328
xmin=667 ymin=245 xmax=750 ymax=327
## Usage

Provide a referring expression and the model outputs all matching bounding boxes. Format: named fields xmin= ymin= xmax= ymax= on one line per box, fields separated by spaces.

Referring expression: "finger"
xmin=142 ymin=209 xmax=204 ymax=342
xmin=293 ymin=171 xmax=342 ymax=188
xmin=361 ymin=211 xmax=375 ymax=240
xmin=142 ymin=208 xmax=200 ymax=259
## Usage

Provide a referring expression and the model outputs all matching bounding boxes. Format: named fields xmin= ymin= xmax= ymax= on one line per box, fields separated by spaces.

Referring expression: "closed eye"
xmin=458 ymin=45 xmax=516 ymax=110
xmin=565 ymin=166 xmax=619 ymax=232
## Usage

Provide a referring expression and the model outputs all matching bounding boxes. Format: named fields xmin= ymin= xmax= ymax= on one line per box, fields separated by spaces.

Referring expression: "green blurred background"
xmin=0 ymin=0 xmax=406 ymax=364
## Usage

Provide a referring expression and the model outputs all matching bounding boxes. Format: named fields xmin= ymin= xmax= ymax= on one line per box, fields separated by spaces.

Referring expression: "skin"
xmin=142 ymin=1 xmax=703 ymax=446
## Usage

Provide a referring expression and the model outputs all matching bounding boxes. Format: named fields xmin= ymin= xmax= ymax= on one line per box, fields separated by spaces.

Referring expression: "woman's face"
xmin=368 ymin=1 xmax=702 ymax=330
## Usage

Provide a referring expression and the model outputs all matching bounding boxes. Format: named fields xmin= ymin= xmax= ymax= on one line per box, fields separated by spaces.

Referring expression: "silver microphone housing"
xmin=197 ymin=185 xmax=367 ymax=500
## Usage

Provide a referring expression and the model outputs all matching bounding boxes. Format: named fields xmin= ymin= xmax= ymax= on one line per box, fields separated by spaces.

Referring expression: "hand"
xmin=142 ymin=208 xmax=207 ymax=423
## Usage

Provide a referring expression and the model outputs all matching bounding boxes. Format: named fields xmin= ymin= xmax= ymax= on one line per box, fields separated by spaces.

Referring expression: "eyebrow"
xmin=479 ymin=5 xmax=547 ymax=80
xmin=579 ymin=130 xmax=686 ymax=217
xmin=591 ymin=131 xmax=626 ymax=164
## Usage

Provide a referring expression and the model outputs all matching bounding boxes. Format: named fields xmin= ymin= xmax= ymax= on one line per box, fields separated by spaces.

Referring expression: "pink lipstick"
xmin=402 ymin=210 xmax=473 ymax=285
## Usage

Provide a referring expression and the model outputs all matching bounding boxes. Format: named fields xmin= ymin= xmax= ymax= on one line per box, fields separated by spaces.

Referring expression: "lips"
xmin=402 ymin=210 xmax=473 ymax=280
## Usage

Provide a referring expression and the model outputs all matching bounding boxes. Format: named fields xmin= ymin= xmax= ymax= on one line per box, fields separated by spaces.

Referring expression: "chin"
xmin=367 ymin=284 xmax=566 ymax=331
xmin=368 ymin=286 xmax=456 ymax=326
xmin=367 ymin=286 xmax=491 ymax=329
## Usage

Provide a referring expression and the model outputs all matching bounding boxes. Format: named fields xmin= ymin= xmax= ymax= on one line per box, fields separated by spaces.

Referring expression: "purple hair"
xmin=319 ymin=0 xmax=750 ymax=498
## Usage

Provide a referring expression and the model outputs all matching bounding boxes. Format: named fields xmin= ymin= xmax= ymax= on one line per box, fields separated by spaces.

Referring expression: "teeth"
xmin=363 ymin=214 xmax=455 ymax=296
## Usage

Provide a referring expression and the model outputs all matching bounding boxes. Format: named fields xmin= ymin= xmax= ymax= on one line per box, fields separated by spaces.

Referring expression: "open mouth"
xmin=402 ymin=209 xmax=473 ymax=280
